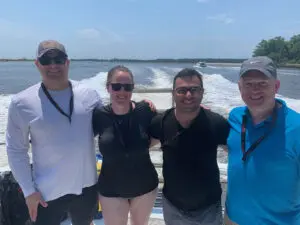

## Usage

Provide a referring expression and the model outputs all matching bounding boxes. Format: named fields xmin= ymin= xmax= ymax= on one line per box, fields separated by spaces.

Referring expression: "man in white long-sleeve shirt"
xmin=5 ymin=40 xmax=102 ymax=225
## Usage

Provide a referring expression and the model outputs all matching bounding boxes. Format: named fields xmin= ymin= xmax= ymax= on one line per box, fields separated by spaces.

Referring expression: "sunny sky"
xmin=0 ymin=0 xmax=299 ymax=59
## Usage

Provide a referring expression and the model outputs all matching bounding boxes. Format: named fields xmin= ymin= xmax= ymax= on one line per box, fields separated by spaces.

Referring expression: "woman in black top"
xmin=92 ymin=65 xmax=159 ymax=225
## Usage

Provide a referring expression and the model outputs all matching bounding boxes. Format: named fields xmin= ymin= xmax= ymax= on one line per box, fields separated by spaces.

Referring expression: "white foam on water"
xmin=201 ymin=73 xmax=300 ymax=114
xmin=0 ymin=95 xmax=13 ymax=143
xmin=0 ymin=95 xmax=13 ymax=167
xmin=131 ymin=68 xmax=174 ymax=109
xmin=76 ymin=68 xmax=174 ymax=109
xmin=278 ymin=69 xmax=300 ymax=77
xmin=77 ymin=72 xmax=110 ymax=103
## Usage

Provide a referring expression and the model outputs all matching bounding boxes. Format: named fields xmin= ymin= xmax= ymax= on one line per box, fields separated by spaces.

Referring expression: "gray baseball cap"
xmin=37 ymin=40 xmax=68 ymax=58
xmin=239 ymin=56 xmax=277 ymax=79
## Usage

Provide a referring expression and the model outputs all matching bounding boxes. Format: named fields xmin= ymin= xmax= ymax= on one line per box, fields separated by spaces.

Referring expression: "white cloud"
xmin=76 ymin=28 xmax=123 ymax=43
xmin=197 ymin=0 xmax=210 ymax=3
xmin=77 ymin=28 xmax=101 ymax=39
xmin=207 ymin=14 xmax=234 ymax=24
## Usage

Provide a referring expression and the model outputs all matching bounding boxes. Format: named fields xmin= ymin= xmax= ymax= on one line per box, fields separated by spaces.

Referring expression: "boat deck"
xmin=62 ymin=214 xmax=165 ymax=225
xmin=133 ymin=218 xmax=164 ymax=225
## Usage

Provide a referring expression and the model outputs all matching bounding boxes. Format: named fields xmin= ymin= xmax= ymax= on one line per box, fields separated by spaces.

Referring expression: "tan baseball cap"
xmin=37 ymin=40 xmax=68 ymax=58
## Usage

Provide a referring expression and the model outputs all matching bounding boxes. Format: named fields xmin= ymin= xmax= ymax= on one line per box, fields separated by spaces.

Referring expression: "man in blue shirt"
xmin=225 ymin=56 xmax=300 ymax=225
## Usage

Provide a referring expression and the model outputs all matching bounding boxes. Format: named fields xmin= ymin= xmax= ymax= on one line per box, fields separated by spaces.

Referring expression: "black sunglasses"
xmin=110 ymin=83 xmax=134 ymax=92
xmin=175 ymin=86 xmax=203 ymax=95
xmin=38 ymin=56 xmax=67 ymax=66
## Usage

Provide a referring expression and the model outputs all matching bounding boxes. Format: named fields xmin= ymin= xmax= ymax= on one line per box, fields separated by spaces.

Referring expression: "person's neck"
xmin=42 ymin=79 xmax=69 ymax=91
xmin=175 ymin=107 xmax=200 ymax=128
xmin=111 ymin=102 xmax=131 ymax=115
xmin=249 ymin=101 xmax=276 ymax=125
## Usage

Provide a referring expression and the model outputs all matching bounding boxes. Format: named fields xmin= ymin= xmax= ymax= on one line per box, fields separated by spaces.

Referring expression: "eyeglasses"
xmin=175 ymin=86 xmax=203 ymax=95
xmin=110 ymin=83 xmax=134 ymax=92
xmin=38 ymin=56 xmax=67 ymax=66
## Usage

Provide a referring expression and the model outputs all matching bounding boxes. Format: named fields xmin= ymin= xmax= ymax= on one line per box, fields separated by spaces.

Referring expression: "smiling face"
xmin=107 ymin=70 xmax=134 ymax=105
xmin=35 ymin=50 xmax=69 ymax=83
xmin=173 ymin=75 xmax=204 ymax=113
xmin=238 ymin=70 xmax=280 ymax=113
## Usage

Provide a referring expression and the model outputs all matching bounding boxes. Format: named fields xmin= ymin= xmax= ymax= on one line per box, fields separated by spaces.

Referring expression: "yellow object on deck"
xmin=96 ymin=160 xmax=102 ymax=175
xmin=96 ymin=160 xmax=102 ymax=212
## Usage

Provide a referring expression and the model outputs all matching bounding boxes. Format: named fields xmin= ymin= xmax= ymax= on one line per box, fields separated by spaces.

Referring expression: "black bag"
xmin=0 ymin=171 xmax=32 ymax=225
xmin=0 ymin=171 xmax=69 ymax=225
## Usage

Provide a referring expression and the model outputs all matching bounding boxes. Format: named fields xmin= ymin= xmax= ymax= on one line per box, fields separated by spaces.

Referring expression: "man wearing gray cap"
xmin=5 ymin=40 xmax=102 ymax=225
xmin=224 ymin=56 xmax=300 ymax=224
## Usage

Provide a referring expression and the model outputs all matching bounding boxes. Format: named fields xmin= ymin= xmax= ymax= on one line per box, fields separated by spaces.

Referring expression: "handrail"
xmin=132 ymin=87 xmax=174 ymax=106
xmin=133 ymin=88 xmax=172 ymax=93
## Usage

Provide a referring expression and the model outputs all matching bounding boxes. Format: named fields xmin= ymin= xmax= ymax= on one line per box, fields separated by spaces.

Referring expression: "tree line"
xmin=253 ymin=34 xmax=300 ymax=65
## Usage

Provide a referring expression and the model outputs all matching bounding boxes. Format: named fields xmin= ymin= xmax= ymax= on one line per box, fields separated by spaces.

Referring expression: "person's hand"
xmin=200 ymin=104 xmax=210 ymax=110
xmin=143 ymin=99 xmax=156 ymax=112
xmin=25 ymin=191 xmax=48 ymax=222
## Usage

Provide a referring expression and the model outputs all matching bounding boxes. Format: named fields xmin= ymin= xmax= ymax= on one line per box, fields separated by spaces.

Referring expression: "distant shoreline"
xmin=1 ymin=59 xmax=300 ymax=69
xmin=0 ymin=58 xmax=246 ymax=63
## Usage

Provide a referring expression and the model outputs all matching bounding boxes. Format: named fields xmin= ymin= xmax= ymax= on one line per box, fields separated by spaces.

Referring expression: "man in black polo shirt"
xmin=149 ymin=68 xmax=230 ymax=225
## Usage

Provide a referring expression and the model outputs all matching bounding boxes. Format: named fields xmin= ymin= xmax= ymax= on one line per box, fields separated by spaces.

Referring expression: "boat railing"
xmin=133 ymin=87 xmax=173 ymax=93
xmin=133 ymin=87 xmax=175 ymax=108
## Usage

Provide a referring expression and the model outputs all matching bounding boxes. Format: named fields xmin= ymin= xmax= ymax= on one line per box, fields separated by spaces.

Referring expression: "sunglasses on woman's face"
xmin=110 ymin=83 xmax=134 ymax=92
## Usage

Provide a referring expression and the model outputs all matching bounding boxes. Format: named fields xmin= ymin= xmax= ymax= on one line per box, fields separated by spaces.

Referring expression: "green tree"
xmin=286 ymin=34 xmax=300 ymax=63
xmin=253 ymin=36 xmax=289 ymax=64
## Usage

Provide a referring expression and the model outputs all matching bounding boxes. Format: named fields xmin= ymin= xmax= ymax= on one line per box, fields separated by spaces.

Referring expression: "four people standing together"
xmin=5 ymin=40 xmax=300 ymax=225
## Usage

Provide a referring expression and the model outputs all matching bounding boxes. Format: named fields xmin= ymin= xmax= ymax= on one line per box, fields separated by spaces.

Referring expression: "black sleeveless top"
xmin=92 ymin=101 xmax=159 ymax=198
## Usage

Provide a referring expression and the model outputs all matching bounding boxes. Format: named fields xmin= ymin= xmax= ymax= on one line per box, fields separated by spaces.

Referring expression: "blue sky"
xmin=0 ymin=0 xmax=299 ymax=59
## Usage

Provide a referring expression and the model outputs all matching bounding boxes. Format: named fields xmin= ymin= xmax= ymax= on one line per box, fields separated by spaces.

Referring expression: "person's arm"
xmin=87 ymin=89 xmax=103 ymax=137
xmin=92 ymin=108 xmax=99 ymax=137
xmin=92 ymin=107 xmax=105 ymax=137
xmin=214 ymin=113 xmax=230 ymax=146
xmin=91 ymin=89 xmax=103 ymax=109
xmin=148 ymin=113 xmax=163 ymax=150
xmin=6 ymin=99 xmax=35 ymax=197
xmin=142 ymin=99 xmax=156 ymax=113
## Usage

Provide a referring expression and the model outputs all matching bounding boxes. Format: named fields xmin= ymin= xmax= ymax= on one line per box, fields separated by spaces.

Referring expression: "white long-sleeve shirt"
xmin=6 ymin=80 xmax=102 ymax=201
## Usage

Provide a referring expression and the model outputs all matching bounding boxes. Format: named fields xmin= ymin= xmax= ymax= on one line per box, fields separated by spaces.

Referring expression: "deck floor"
xmin=62 ymin=217 xmax=165 ymax=225
xmin=127 ymin=218 xmax=165 ymax=225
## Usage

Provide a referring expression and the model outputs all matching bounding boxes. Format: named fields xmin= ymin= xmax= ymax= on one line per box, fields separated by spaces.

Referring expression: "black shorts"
xmin=34 ymin=185 xmax=98 ymax=225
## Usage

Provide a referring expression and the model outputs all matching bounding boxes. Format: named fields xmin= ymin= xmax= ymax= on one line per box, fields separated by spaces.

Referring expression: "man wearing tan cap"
xmin=5 ymin=40 xmax=102 ymax=225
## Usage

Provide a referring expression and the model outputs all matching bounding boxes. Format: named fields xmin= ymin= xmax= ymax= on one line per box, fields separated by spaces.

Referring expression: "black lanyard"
xmin=241 ymin=105 xmax=278 ymax=162
xmin=41 ymin=81 xmax=74 ymax=123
